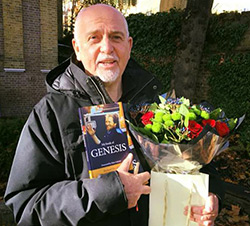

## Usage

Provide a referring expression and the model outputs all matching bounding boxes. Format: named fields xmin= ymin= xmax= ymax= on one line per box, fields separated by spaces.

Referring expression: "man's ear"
xmin=72 ymin=38 xmax=80 ymax=61
xmin=128 ymin=37 xmax=133 ymax=52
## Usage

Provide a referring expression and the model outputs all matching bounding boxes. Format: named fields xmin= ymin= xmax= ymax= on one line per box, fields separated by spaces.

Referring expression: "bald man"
xmin=4 ymin=4 xmax=222 ymax=226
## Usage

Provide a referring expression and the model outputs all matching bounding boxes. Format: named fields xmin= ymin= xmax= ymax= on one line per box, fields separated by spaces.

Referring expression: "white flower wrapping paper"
xmin=149 ymin=171 xmax=208 ymax=226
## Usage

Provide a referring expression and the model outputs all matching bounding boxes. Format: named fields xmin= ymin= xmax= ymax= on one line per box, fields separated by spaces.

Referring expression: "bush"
xmin=206 ymin=53 xmax=250 ymax=145
xmin=0 ymin=118 xmax=26 ymax=182
xmin=127 ymin=9 xmax=183 ymax=91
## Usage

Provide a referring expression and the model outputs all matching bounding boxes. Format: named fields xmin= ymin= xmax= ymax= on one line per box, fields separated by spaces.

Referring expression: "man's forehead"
xmin=79 ymin=15 xmax=125 ymax=31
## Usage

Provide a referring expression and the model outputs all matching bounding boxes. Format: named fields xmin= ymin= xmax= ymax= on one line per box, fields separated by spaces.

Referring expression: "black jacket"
xmin=4 ymin=55 xmax=162 ymax=226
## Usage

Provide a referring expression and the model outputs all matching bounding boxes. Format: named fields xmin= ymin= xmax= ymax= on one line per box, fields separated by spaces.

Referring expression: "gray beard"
xmin=96 ymin=68 xmax=120 ymax=83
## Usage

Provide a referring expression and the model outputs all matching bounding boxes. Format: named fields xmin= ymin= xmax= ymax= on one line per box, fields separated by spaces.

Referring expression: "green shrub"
xmin=127 ymin=9 xmax=183 ymax=91
xmin=206 ymin=53 xmax=250 ymax=145
xmin=205 ymin=12 xmax=249 ymax=52
xmin=0 ymin=118 xmax=26 ymax=182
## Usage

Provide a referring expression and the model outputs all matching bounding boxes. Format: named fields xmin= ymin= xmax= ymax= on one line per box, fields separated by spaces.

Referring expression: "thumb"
xmin=205 ymin=193 xmax=217 ymax=213
xmin=118 ymin=153 xmax=133 ymax=172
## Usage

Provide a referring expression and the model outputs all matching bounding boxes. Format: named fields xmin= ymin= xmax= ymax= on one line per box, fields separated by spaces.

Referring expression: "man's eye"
xmin=88 ymin=35 xmax=99 ymax=42
xmin=112 ymin=35 xmax=122 ymax=41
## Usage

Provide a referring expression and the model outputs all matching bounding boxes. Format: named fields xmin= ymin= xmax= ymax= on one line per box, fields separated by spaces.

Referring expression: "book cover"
xmin=79 ymin=102 xmax=137 ymax=178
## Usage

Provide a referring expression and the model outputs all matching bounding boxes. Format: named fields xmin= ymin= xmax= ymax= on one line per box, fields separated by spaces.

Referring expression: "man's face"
xmin=72 ymin=6 xmax=133 ymax=83
xmin=105 ymin=115 xmax=116 ymax=131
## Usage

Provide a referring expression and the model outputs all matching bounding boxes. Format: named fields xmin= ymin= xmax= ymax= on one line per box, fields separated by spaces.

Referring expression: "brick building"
xmin=0 ymin=0 xmax=58 ymax=117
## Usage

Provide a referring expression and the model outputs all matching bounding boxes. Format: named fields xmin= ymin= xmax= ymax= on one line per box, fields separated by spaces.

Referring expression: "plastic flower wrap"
xmin=128 ymin=96 xmax=244 ymax=174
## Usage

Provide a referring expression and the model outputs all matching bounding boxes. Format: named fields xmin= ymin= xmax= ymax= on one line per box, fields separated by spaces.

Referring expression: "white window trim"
xmin=4 ymin=68 xmax=25 ymax=72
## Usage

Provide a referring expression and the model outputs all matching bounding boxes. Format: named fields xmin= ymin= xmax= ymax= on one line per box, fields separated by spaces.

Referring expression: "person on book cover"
xmin=4 ymin=3 xmax=223 ymax=226
xmin=87 ymin=113 xmax=127 ymax=146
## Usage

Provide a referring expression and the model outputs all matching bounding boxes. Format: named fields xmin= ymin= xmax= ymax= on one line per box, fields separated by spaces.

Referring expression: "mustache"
xmin=96 ymin=54 xmax=118 ymax=63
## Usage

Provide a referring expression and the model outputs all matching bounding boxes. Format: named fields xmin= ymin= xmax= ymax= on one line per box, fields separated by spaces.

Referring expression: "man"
xmin=87 ymin=113 xmax=126 ymax=145
xmin=4 ymin=4 xmax=222 ymax=226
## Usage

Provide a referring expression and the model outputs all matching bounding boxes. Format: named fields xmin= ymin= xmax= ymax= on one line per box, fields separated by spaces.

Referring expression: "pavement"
xmin=0 ymin=201 xmax=16 ymax=226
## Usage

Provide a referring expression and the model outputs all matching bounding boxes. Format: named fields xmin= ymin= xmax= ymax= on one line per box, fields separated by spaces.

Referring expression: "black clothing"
xmin=4 ymin=55 xmax=162 ymax=226
xmin=103 ymin=128 xmax=125 ymax=142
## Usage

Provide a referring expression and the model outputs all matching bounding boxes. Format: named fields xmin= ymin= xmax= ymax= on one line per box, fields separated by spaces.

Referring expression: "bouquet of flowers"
xmin=127 ymin=96 xmax=244 ymax=226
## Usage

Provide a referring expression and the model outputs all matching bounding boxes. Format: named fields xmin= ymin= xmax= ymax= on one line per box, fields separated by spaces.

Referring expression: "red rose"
xmin=188 ymin=120 xmax=203 ymax=139
xmin=215 ymin=121 xmax=230 ymax=137
xmin=202 ymin=119 xmax=216 ymax=128
xmin=141 ymin=111 xmax=154 ymax=125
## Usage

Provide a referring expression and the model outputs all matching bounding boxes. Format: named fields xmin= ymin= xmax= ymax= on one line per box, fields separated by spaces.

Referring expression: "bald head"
xmin=74 ymin=4 xmax=129 ymax=41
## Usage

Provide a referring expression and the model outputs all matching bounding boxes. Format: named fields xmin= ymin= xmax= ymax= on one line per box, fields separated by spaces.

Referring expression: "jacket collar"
xmin=46 ymin=54 xmax=162 ymax=104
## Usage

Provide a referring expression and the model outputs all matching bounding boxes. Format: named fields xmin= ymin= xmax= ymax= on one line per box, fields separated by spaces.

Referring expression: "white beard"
xmin=96 ymin=68 xmax=120 ymax=83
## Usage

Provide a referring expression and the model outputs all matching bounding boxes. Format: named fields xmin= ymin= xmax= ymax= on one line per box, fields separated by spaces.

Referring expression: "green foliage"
xmin=127 ymin=10 xmax=183 ymax=57
xmin=206 ymin=53 xmax=250 ymax=145
xmin=204 ymin=13 xmax=250 ymax=146
xmin=0 ymin=118 xmax=26 ymax=182
xmin=205 ymin=12 xmax=249 ymax=52
xmin=126 ymin=9 xmax=183 ymax=91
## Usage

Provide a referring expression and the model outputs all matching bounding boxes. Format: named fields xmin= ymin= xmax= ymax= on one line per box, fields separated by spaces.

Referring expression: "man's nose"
xmin=100 ymin=37 xmax=114 ymax=54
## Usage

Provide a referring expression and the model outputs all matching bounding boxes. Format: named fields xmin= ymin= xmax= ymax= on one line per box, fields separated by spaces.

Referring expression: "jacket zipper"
xmin=128 ymin=77 xmax=156 ymax=103
xmin=88 ymin=77 xmax=107 ymax=104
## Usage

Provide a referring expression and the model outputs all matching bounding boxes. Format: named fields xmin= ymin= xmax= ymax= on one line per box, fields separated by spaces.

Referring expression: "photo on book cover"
xmin=79 ymin=102 xmax=135 ymax=178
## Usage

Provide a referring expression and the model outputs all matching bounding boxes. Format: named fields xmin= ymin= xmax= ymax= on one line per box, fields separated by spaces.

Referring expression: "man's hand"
xmin=86 ymin=123 xmax=96 ymax=136
xmin=184 ymin=193 xmax=219 ymax=226
xmin=117 ymin=153 xmax=151 ymax=209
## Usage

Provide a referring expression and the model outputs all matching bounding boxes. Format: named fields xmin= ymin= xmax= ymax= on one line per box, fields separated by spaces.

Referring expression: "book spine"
xmin=118 ymin=102 xmax=134 ymax=149
xmin=78 ymin=108 xmax=92 ymax=177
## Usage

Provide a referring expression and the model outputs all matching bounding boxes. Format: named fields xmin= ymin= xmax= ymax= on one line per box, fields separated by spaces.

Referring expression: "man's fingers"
xmin=136 ymin=171 xmax=150 ymax=184
xmin=117 ymin=153 xmax=133 ymax=172
xmin=204 ymin=193 xmax=218 ymax=213
xmin=141 ymin=184 xmax=151 ymax=194
xmin=190 ymin=206 xmax=204 ymax=215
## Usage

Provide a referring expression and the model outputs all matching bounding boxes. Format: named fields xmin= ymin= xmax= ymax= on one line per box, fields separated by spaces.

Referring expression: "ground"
xmin=214 ymin=135 xmax=250 ymax=226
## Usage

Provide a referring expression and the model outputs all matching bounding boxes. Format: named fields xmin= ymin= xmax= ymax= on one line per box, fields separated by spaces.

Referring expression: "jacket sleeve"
xmin=4 ymin=101 xmax=128 ymax=225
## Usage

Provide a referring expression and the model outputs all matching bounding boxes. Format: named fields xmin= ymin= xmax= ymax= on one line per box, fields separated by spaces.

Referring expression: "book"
xmin=79 ymin=102 xmax=137 ymax=178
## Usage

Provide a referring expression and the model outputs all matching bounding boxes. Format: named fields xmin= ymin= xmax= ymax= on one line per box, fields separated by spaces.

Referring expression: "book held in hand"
xmin=79 ymin=102 xmax=136 ymax=178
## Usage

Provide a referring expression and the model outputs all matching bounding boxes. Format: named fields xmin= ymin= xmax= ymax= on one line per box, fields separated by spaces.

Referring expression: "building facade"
xmin=0 ymin=0 xmax=58 ymax=117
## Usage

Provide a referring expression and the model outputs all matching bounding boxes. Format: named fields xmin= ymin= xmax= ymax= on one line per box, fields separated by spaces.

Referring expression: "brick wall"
xmin=0 ymin=0 xmax=58 ymax=117
xmin=40 ymin=0 xmax=58 ymax=70
xmin=2 ymin=0 xmax=25 ymax=69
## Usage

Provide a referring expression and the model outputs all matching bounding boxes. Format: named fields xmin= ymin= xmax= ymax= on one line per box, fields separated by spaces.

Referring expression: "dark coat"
xmin=4 ymin=55 xmax=162 ymax=226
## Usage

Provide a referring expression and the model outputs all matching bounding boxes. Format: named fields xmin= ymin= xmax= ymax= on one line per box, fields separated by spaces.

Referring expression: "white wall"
xmin=212 ymin=0 xmax=250 ymax=13
xmin=124 ymin=0 xmax=161 ymax=15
